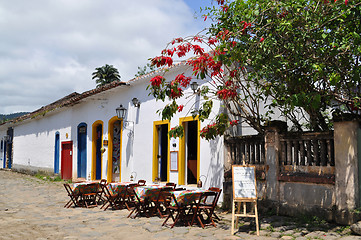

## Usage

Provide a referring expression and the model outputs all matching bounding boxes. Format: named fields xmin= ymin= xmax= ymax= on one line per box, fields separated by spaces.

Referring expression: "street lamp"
xmin=115 ymin=105 xmax=127 ymax=119
xmin=190 ymin=81 xmax=199 ymax=94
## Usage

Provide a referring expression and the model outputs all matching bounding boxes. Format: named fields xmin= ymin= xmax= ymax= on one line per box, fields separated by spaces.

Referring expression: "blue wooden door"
xmin=3 ymin=143 xmax=6 ymax=168
xmin=54 ymin=133 xmax=60 ymax=174
xmin=77 ymin=124 xmax=87 ymax=178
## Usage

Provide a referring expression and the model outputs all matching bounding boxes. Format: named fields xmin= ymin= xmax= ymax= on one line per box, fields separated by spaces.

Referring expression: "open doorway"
xmin=92 ymin=121 xmax=103 ymax=180
xmin=185 ymin=120 xmax=198 ymax=184
xmin=158 ymin=124 xmax=168 ymax=182
xmin=153 ymin=121 xmax=169 ymax=182
xmin=111 ymin=120 xmax=121 ymax=182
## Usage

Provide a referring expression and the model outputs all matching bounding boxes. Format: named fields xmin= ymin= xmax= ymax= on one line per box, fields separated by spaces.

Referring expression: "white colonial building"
xmin=0 ymin=62 xmax=225 ymax=190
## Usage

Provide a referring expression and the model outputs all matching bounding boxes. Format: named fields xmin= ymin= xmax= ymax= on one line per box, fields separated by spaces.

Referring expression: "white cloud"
xmin=0 ymin=0 xmax=207 ymax=113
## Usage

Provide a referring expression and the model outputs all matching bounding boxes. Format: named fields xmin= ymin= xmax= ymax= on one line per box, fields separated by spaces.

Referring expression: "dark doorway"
xmin=95 ymin=124 xmax=102 ymax=180
xmin=158 ymin=124 xmax=168 ymax=182
xmin=77 ymin=123 xmax=87 ymax=178
xmin=186 ymin=121 xmax=198 ymax=184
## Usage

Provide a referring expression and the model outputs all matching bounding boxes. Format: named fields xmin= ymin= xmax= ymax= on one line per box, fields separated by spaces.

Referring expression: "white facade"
xmin=0 ymin=63 xmax=225 ymax=191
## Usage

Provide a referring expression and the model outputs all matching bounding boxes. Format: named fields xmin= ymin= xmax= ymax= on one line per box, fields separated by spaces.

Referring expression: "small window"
xmin=79 ymin=126 xmax=86 ymax=134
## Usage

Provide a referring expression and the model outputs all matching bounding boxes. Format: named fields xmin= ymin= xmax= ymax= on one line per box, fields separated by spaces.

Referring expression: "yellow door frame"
xmin=91 ymin=120 xmax=103 ymax=180
xmin=178 ymin=116 xmax=200 ymax=185
xmin=107 ymin=116 xmax=123 ymax=183
xmin=152 ymin=120 xmax=170 ymax=182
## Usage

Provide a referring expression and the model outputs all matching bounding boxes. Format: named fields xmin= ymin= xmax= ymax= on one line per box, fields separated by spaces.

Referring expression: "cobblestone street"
xmin=0 ymin=170 xmax=360 ymax=240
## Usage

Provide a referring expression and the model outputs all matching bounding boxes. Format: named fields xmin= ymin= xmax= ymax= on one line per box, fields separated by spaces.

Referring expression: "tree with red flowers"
xmin=148 ymin=0 xmax=361 ymax=139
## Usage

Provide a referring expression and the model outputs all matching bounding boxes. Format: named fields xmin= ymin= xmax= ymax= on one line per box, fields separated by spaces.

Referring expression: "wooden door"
xmin=61 ymin=141 xmax=73 ymax=180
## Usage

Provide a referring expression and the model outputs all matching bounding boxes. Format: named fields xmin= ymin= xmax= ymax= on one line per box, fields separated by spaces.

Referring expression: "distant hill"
xmin=1 ymin=112 xmax=29 ymax=122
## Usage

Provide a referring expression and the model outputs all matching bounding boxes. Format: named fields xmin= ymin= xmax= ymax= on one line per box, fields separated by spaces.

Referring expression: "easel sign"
xmin=231 ymin=165 xmax=259 ymax=236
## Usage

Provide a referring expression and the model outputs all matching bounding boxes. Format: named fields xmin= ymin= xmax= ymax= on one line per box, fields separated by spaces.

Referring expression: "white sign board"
xmin=232 ymin=166 xmax=257 ymax=200
xmin=170 ymin=151 xmax=178 ymax=172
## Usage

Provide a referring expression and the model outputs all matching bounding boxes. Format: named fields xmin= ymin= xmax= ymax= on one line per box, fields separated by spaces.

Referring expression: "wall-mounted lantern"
xmin=116 ymin=104 xmax=127 ymax=119
xmin=132 ymin=97 xmax=140 ymax=108
xmin=190 ymin=81 xmax=199 ymax=94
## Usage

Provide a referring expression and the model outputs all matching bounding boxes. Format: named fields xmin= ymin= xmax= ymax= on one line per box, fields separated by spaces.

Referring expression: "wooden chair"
xmin=79 ymin=183 xmax=99 ymax=208
xmin=100 ymin=184 xmax=121 ymax=211
xmin=127 ymin=187 xmax=151 ymax=218
xmin=191 ymin=191 xmax=217 ymax=228
xmin=153 ymin=186 xmax=173 ymax=218
xmin=63 ymin=183 xmax=81 ymax=208
xmin=162 ymin=192 xmax=193 ymax=228
xmin=191 ymin=188 xmax=222 ymax=228
xmin=97 ymin=179 xmax=107 ymax=203
xmin=165 ymin=182 xmax=177 ymax=189
xmin=137 ymin=179 xmax=146 ymax=186
xmin=124 ymin=183 xmax=138 ymax=211
xmin=207 ymin=187 xmax=222 ymax=221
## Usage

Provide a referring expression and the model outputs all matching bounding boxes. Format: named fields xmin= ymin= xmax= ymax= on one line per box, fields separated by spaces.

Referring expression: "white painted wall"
xmin=12 ymin=108 xmax=72 ymax=170
xmin=6 ymin=63 xmax=224 ymax=191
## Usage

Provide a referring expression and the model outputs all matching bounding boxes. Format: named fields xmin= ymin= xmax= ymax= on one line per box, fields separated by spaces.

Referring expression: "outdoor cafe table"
xmin=72 ymin=181 xmax=99 ymax=195
xmin=171 ymin=189 xmax=207 ymax=206
xmin=71 ymin=181 xmax=100 ymax=207
xmin=134 ymin=185 xmax=164 ymax=201
xmin=109 ymin=182 xmax=132 ymax=195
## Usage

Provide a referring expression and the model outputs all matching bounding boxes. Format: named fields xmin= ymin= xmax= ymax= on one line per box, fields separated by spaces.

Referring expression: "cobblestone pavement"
xmin=0 ymin=169 xmax=360 ymax=240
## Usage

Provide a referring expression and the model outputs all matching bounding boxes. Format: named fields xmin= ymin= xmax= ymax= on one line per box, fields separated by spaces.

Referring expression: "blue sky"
xmin=0 ymin=0 xmax=216 ymax=114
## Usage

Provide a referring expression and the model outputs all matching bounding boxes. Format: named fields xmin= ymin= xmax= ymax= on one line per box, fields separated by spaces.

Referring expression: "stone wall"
xmin=224 ymin=119 xmax=361 ymax=225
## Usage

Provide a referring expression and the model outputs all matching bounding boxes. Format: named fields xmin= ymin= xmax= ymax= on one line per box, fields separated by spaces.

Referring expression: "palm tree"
xmin=92 ymin=64 xmax=121 ymax=88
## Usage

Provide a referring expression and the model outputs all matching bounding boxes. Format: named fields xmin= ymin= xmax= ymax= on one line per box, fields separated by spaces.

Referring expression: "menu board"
xmin=170 ymin=151 xmax=178 ymax=171
xmin=232 ymin=166 xmax=257 ymax=200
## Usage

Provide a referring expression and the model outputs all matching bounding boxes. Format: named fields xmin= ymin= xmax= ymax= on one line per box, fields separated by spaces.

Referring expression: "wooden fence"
xmin=225 ymin=135 xmax=265 ymax=165
xmin=279 ymin=131 xmax=334 ymax=167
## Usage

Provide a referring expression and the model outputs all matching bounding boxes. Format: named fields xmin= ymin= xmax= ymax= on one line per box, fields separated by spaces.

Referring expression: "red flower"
xmin=177 ymin=105 xmax=184 ymax=112
xmin=175 ymin=74 xmax=191 ymax=88
xmin=150 ymin=75 xmax=164 ymax=87
xmin=203 ymin=15 xmax=207 ymax=21
xmin=221 ymin=5 xmax=229 ymax=12
xmin=260 ymin=37 xmax=265 ymax=43
xmin=151 ymin=56 xmax=173 ymax=67
xmin=229 ymin=120 xmax=239 ymax=126
xmin=208 ymin=38 xmax=218 ymax=45
xmin=345 ymin=0 xmax=348 ymax=5
xmin=192 ymin=45 xmax=205 ymax=55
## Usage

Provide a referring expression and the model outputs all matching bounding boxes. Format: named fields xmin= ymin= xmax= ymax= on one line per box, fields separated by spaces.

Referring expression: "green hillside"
xmin=1 ymin=112 xmax=29 ymax=123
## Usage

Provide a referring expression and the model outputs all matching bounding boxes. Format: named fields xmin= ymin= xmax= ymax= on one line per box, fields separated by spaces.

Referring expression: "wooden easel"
xmin=231 ymin=166 xmax=259 ymax=236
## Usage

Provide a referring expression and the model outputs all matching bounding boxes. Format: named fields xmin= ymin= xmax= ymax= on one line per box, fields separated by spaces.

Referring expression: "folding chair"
xmin=162 ymin=192 xmax=195 ymax=228
xmin=63 ymin=183 xmax=81 ymax=208
xmin=79 ymin=183 xmax=98 ymax=208
xmin=190 ymin=191 xmax=217 ymax=228
xmin=191 ymin=188 xmax=221 ymax=228
xmin=124 ymin=183 xmax=138 ymax=211
xmin=207 ymin=187 xmax=222 ymax=221
xmin=165 ymin=182 xmax=177 ymax=189
xmin=97 ymin=179 xmax=107 ymax=203
xmin=137 ymin=179 xmax=146 ymax=186
xmin=153 ymin=186 xmax=173 ymax=218
xmin=100 ymin=184 xmax=121 ymax=211
xmin=127 ymin=187 xmax=151 ymax=218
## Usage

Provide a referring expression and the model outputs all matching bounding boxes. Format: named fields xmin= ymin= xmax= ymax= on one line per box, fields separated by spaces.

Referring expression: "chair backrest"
xmin=100 ymin=179 xmax=107 ymax=185
xmin=208 ymin=187 xmax=222 ymax=206
xmin=156 ymin=186 xmax=173 ymax=202
xmin=64 ymin=183 xmax=74 ymax=196
xmin=137 ymin=179 xmax=146 ymax=186
xmin=103 ymin=184 xmax=115 ymax=196
xmin=165 ymin=182 xmax=176 ymax=189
